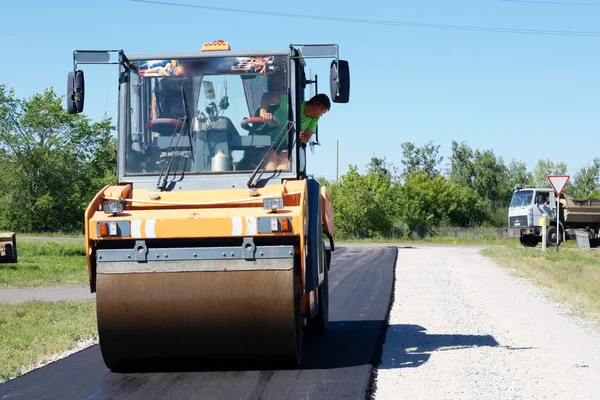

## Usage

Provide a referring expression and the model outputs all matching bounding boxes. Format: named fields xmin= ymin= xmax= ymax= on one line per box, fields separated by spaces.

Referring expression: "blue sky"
xmin=3 ymin=0 xmax=600 ymax=182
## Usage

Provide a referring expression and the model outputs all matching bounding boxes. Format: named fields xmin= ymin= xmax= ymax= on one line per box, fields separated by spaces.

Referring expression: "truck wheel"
xmin=546 ymin=226 xmax=563 ymax=246
xmin=520 ymin=237 xmax=538 ymax=247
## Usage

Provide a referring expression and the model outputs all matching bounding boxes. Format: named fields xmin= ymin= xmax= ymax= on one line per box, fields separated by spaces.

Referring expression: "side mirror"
xmin=330 ymin=59 xmax=350 ymax=103
xmin=67 ymin=70 xmax=85 ymax=114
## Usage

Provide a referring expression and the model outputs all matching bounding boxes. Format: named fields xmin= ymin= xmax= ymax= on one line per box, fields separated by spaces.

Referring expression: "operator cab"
xmin=66 ymin=41 xmax=350 ymax=191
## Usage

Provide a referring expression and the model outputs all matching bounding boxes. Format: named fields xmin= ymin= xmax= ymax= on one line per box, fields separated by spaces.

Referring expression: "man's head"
xmin=267 ymin=70 xmax=287 ymax=93
xmin=305 ymin=94 xmax=331 ymax=118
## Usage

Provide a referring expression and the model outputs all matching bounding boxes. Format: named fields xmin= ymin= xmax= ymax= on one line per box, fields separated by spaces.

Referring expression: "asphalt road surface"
xmin=0 ymin=245 xmax=398 ymax=400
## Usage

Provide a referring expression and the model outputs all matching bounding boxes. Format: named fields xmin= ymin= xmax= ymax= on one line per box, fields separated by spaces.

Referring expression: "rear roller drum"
xmin=95 ymin=259 xmax=303 ymax=370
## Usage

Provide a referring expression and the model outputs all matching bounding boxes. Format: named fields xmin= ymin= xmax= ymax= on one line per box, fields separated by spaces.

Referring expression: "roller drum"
xmin=95 ymin=258 xmax=302 ymax=369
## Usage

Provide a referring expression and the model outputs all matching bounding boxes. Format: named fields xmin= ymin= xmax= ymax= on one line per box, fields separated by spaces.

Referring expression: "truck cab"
xmin=508 ymin=187 xmax=557 ymax=246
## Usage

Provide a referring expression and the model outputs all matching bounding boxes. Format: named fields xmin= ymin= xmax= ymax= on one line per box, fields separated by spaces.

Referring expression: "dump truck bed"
xmin=561 ymin=195 xmax=600 ymax=225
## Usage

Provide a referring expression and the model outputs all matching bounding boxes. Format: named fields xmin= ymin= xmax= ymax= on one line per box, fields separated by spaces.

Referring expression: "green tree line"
xmin=1 ymin=86 xmax=599 ymax=236
xmin=0 ymin=85 xmax=116 ymax=233
xmin=319 ymin=141 xmax=600 ymax=239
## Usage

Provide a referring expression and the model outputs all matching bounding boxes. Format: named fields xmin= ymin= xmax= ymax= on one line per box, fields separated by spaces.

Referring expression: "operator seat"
xmin=147 ymin=76 xmax=198 ymax=136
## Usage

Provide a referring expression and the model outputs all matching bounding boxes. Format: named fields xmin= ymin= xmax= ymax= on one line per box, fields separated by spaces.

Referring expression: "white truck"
xmin=507 ymin=186 xmax=600 ymax=247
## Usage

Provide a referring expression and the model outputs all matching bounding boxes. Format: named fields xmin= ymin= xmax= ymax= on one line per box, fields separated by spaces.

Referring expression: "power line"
xmin=501 ymin=0 xmax=600 ymax=6
xmin=130 ymin=0 xmax=600 ymax=37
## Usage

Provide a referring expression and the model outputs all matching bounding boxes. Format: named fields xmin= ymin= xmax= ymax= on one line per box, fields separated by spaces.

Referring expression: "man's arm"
xmin=299 ymin=130 xmax=313 ymax=144
xmin=259 ymin=92 xmax=279 ymax=121
xmin=299 ymin=116 xmax=319 ymax=144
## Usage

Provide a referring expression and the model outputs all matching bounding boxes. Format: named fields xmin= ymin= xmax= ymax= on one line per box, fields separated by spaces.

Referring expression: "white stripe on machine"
xmin=131 ymin=220 xmax=142 ymax=238
xmin=245 ymin=217 xmax=257 ymax=235
xmin=231 ymin=217 xmax=242 ymax=235
xmin=145 ymin=220 xmax=156 ymax=238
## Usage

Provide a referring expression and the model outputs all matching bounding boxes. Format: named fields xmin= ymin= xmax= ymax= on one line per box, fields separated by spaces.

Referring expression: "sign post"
xmin=547 ymin=175 xmax=570 ymax=252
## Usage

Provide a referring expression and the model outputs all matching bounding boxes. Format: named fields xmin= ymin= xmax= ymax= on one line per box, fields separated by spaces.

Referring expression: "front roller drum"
xmin=95 ymin=258 xmax=302 ymax=370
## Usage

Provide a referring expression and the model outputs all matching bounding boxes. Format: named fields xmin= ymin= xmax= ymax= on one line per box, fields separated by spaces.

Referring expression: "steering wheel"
xmin=240 ymin=117 xmax=282 ymax=133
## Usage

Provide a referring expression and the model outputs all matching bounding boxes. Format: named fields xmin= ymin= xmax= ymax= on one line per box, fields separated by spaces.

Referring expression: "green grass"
xmin=481 ymin=242 xmax=600 ymax=325
xmin=337 ymin=235 xmax=518 ymax=246
xmin=0 ymin=300 xmax=98 ymax=383
xmin=0 ymin=242 xmax=88 ymax=288
xmin=16 ymin=232 xmax=85 ymax=239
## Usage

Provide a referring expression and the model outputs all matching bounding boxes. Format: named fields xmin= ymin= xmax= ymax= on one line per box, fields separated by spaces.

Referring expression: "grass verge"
xmin=337 ymin=235 xmax=518 ymax=246
xmin=0 ymin=300 xmax=97 ymax=383
xmin=16 ymin=232 xmax=85 ymax=239
xmin=0 ymin=242 xmax=88 ymax=288
xmin=481 ymin=242 xmax=600 ymax=325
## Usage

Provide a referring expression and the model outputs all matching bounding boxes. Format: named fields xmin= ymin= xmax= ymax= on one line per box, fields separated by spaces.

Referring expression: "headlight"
xmin=263 ymin=197 xmax=284 ymax=211
xmin=103 ymin=200 xmax=124 ymax=214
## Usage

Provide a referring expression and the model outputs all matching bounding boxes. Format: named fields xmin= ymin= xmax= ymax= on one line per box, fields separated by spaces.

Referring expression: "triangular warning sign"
xmin=547 ymin=175 xmax=570 ymax=196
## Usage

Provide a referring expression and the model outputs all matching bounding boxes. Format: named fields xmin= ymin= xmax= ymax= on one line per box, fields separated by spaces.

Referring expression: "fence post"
xmin=541 ymin=214 xmax=547 ymax=252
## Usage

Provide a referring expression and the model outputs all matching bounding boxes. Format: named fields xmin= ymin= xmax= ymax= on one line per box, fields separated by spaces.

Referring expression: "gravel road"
xmin=373 ymin=246 xmax=600 ymax=400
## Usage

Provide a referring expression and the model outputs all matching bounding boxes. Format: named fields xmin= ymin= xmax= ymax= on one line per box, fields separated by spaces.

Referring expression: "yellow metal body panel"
xmin=85 ymin=180 xmax=310 ymax=289
xmin=89 ymin=207 xmax=303 ymax=239
xmin=103 ymin=184 xmax=131 ymax=200
xmin=102 ymin=183 xmax=302 ymax=209
xmin=85 ymin=184 xmax=110 ymax=285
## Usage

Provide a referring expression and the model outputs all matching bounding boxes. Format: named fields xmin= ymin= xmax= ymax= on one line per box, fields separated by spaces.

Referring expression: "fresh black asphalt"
xmin=0 ymin=245 xmax=398 ymax=400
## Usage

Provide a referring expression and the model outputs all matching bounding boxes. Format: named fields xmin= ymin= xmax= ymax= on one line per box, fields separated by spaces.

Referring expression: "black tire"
xmin=305 ymin=242 xmax=329 ymax=334
xmin=546 ymin=225 xmax=563 ymax=246
xmin=520 ymin=237 xmax=538 ymax=247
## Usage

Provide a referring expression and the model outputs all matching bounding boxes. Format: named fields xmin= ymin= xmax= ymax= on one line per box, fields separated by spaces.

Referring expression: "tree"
xmin=398 ymin=172 xmax=488 ymax=235
xmin=506 ymin=159 xmax=533 ymax=190
xmin=400 ymin=141 xmax=443 ymax=179
xmin=449 ymin=141 xmax=516 ymax=208
xmin=471 ymin=149 xmax=510 ymax=205
xmin=448 ymin=140 xmax=475 ymax=189
xmin=570 ymin=158 xmax=600 ymax=200
xmin=0 ymin=85 xmax=115 ymax=233
xmin=328 ymin=158 xmax=400 ymax=238
xmin=532 ymin=159 xmax=568 ymax=188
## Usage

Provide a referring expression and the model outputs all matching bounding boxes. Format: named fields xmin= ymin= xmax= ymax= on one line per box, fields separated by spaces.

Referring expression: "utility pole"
xmin=336 ymin=139 xmax=339 ymax=183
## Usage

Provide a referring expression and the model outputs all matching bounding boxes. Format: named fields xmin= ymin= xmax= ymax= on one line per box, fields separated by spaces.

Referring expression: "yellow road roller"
xmin=66 ymin=41 xmax=350 ymax=369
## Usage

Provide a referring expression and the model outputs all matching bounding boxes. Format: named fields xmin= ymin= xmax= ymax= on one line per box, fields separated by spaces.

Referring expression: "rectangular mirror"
xmin=67 ymin=70 xmax=85 ymax=114
xmin=300 ymin=45 xmax=338 ymax=58
xmin=74 ymin=51 xmax=112 ymax=64
xmin=330 ymin=60 xmax=350 ymax=103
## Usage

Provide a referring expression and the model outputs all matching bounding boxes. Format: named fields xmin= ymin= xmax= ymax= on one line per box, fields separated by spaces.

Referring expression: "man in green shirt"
xmin=258 ymin=93 xmax=330 ymax=171
xmin=260 ymin=93 xmax=331 ymax=146
xmin=298 ymin=94 xmax=330 ymax=144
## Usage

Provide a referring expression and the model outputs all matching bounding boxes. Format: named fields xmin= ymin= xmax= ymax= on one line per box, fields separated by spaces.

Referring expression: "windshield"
xmin=510 ymin=190 xmax=534 ymax=207
xmin=124 ymin=55 xmax=292 ymax=176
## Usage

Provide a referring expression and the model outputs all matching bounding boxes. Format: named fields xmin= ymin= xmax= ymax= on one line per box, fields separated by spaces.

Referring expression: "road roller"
xmin=66 ymin=41 xmax=350 ymax=369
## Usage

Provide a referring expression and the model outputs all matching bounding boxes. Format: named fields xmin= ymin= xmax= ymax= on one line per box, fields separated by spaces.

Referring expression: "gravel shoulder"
xmin=373 ymin=245 xmax=600 ymax=400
